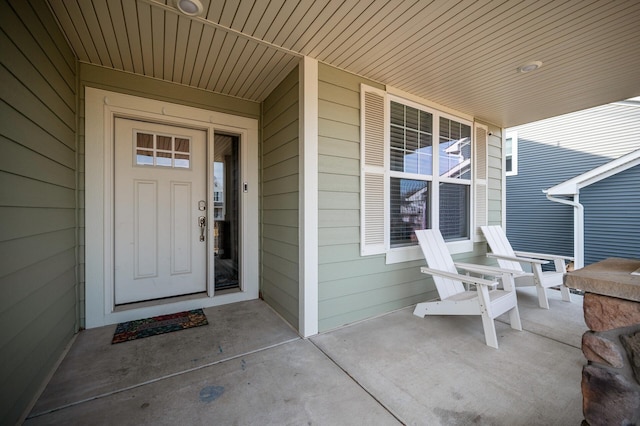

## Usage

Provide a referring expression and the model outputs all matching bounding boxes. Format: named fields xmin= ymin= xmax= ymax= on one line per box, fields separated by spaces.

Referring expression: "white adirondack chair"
xmin=413 ymin=229 xmax=522 ymax=349
xmin=481 ymin=225 xmax=573 ymax=309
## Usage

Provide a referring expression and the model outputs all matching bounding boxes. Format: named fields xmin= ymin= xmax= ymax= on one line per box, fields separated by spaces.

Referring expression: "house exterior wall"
xmin=0 ymin=1 xmax=78 ymax=424
xmin=316 ymin=64 xmax=502 ymax=332
xmin=506 ymin=140 xmax=577 ymax=256
xmin=506 ymin=102 xmax=640 ymax=262
xmin=581 ymin=165 xmax=640 ymax=265
xmin=260 ymin=66 xmax=300 ymax=329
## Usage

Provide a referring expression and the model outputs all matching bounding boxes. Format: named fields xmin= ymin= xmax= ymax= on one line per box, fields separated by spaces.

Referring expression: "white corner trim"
xmin=299 ymin=57 xmax=319 ymax=337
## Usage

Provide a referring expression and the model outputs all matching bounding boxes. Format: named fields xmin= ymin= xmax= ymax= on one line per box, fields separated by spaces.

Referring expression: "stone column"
xmin=565 ymin=258 xmax=640 ymax=426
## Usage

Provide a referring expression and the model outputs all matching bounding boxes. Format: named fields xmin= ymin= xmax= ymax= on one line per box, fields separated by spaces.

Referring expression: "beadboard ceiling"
xmin=47 ymin=0 xmax=640 ymax=127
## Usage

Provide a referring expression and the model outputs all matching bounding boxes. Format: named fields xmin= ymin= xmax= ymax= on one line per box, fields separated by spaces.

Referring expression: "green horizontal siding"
xmin=0 ymin=1 xmax=78 ymax=424
xmin=316 ymin=64 xmax=428 ymax=332
xmin=260 ymin=66 xmax=300 ymax=330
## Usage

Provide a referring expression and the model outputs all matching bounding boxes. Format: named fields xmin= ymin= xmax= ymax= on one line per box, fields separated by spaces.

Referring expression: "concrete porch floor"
xmin=25 ymin=287 xmax=587 ymax=425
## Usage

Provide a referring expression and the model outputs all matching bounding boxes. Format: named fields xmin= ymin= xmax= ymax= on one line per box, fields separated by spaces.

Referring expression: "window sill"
xmin=385 ymin=239 xmax=473 ymax=264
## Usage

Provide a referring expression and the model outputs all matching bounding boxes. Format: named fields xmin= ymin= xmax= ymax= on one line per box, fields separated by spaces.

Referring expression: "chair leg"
xmin=560 ymin=285 xmax=573 ymax=302
xmin=536 ymin=286 xmax=550 ymax=309
xmin=508 ymin=306 xmax=522 ymax=331
xmin=413 ymin=302 xmax=428 ymax=318
xmin=481 ymin=313 xmax=499 ymax=349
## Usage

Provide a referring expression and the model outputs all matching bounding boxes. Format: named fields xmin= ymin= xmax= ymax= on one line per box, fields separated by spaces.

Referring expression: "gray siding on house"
xmin=506 ymin=141 xmax=587 ymax=256
xmin=506 ymin=102 xmax=640 ymax=261
xmin=1 ymin=1 xmax=77 ymax=424
xmin=78 ymin=63 xmax=261 ymax=325
xmin=260 ymin=66 xmax=300 ymax=329
xmin=581 ymin=165 xmax=640 ymax=265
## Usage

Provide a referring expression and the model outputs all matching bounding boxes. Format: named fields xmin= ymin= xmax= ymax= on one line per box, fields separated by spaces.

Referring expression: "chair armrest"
xmin=514 ymin=251 xmax=574 ymax=262
xmin=454 ymin=262 xmax=526 ymax=277
xmin=420 ymin=267 xmax=498 ymax=288
xmin=486 ymin=253 xmax=548 ymax=265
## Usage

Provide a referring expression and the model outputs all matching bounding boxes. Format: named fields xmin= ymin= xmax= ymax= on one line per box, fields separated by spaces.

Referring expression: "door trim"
xmin=85 ymin=87 xmax=259 ymax=328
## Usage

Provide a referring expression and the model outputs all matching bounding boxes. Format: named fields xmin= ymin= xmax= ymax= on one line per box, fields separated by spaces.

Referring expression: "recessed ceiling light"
xmin=175 ymin=0 xmax=203 ymax=16
xmin=517 ymin=61 xmax=543 ymax=73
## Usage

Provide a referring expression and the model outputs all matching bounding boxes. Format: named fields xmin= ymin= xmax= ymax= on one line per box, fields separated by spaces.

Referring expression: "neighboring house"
xmin=505 ymin=99 xmax=640 ymax=269
xmin=2 ymin=1 xmax=640 ymax=424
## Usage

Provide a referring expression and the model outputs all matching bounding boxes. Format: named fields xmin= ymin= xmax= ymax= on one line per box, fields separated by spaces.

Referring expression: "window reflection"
xmin=213 ymin=134 xmax=240 ymax=291
xmin=390 ymin=178 xmax=430 ymax=248
xmin=439 ymin=118 xmax=471 ymax=179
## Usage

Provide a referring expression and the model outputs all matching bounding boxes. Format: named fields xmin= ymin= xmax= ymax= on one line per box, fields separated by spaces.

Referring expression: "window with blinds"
xmin=388 ymin=101 xmax=471 ymax=246
xmin=360 ymin=84 xmax=486 ymax=258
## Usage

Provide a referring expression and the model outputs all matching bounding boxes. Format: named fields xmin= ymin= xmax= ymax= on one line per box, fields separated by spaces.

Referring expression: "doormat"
xmin=112 ymin=309 xmax=208 ymax=344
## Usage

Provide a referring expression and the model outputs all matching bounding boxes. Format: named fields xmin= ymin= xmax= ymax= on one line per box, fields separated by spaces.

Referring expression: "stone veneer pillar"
xmin=565 ymin=258 xmax=640 ymax=426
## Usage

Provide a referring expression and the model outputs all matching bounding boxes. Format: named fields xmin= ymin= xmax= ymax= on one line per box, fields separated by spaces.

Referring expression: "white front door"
xmin=114 ymin=118 xmax=207 ymax=304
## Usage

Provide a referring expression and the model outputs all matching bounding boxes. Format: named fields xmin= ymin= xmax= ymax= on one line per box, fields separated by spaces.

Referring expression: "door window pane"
xmin=157 ymin=135 xmax=172 ymax=151
xmin=136 ymin=133 xmax=153 ymax=149
xmin=175 ymin=138 xmax=190 ymax=153
xmin=136 ymin=150 xmax=153 ymax=165
xmin=134 ymin=132 xmax=191 ymax=168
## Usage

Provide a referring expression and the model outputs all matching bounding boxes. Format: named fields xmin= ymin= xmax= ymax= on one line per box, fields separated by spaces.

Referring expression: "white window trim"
xmin=505 ymin=131 xmax=518 ymax=176
xmin=385 ymin=94 xmax=474 ymax=263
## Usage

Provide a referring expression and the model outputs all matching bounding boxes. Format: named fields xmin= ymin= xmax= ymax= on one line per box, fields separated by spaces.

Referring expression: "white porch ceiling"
xmin=47 ymin=0 xmax=640 ymax=128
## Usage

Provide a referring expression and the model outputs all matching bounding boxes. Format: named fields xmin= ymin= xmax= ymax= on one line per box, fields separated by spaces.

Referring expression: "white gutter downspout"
xmin=544 ymin=192 xmax=584 ymax=269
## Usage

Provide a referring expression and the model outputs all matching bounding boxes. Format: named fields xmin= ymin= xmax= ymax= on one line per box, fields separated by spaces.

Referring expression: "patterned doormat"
xmin=111 ymin=309 xmax=208 ymax=344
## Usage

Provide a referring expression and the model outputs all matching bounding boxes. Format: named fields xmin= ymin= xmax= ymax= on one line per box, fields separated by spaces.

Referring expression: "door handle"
xmin=198 ymin=216 xmax=206 ymax=242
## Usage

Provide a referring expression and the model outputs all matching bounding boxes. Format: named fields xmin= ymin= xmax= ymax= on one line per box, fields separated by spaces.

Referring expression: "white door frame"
xmin=85 ymin=87 xmax=258 ymax=328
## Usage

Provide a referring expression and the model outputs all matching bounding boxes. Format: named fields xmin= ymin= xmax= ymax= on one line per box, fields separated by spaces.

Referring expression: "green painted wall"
xmin=260 ymin=66 xmax=300 ymax=329
xmin=317 ymin=64 xmax=428 ymax=331
xmin=0 ymin=1 xmax=78 ymax=423
xmin=317 ymin=64 xmax=499 ymax=331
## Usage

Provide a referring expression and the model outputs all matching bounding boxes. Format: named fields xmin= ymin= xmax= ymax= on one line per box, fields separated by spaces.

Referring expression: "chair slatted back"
xmin=415 ymin=229 xmax=465 ymax=299
xmin=481 ymin=226 xmax=524 ymax=273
